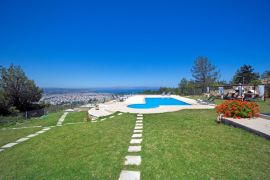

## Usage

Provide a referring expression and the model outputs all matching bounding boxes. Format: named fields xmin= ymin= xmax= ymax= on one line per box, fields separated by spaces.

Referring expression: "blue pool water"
xmin=128 ymin=97 xmax=190 ymax=109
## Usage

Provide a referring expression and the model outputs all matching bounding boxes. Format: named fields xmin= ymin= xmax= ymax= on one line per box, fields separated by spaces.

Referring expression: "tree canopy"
xmin=232 ymin=65 xmax=260 ymax=85
xmin=0 ymin=65 xmax=43 ymax=115
xmin=191 ymin=56 xmax=220 ymax=92
xmin=261 ymin=70 xmax=270 ymax=79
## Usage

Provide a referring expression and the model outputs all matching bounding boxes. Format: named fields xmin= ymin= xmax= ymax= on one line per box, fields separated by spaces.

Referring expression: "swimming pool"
xmin=128 ymin=97 xmax=190 ymax=109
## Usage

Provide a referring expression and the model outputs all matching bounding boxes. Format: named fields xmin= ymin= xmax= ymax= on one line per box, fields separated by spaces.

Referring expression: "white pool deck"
xmin=88 ymin=95 xmax=214 ymax=118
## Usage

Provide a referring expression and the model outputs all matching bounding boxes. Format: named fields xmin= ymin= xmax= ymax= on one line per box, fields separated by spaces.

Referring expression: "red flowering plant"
xmin=216 ymin=100 xmax=260 ymax=119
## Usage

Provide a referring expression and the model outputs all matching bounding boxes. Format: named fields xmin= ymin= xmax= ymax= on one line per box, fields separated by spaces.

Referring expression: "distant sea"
xmin=43 ymin=87 xmax=159 ymax=95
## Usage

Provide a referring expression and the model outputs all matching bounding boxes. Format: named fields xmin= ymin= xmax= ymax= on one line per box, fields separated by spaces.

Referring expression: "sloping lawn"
xmin=1 ymin=112 xmax=63 ymax=128
xmin=142 ymin=110 xmax=270 ymax=179
xmin=1 ymin=109 xmax=270 ymax=179
xmin=0 ymin=127 xmax=42 ymax=147
xmin=16 ymin=112 xmax=63 ymax=127
xmin=0 ymin=112 xmax=62 ymax=147
xmin=257 ymin=98 xmax=270 ymax=113
xmin=64 ymin=111 xmax=87 ymax=124
xmin=0 ymin=113 xmax=135 ymax=179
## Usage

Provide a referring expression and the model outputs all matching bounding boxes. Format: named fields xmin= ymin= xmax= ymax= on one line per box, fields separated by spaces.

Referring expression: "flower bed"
xmin=216 ymin=100 xmax=260 ymax=119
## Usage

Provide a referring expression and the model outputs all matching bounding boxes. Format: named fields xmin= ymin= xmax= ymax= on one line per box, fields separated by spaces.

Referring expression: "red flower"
xmin=215 ymin=100 xmax=260 ymax=119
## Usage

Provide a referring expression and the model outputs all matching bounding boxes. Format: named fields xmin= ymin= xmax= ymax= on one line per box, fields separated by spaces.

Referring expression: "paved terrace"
xmin=89 ymin=95 xmax=215 ymax=118
xmin=222 ymin=117 xmax=270 ymax=140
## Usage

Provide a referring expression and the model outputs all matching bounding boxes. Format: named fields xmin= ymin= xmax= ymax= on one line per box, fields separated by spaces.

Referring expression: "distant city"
xmin=41 ymin=87 xmax=158 ymax=105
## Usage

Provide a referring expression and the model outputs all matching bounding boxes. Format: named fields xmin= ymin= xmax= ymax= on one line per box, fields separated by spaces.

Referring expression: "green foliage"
xmin=0 ymin=90 xmax=10 ymax=115
xmin=142 ymin=87 xmax=179 ymax=95
xmin=232 ymin=64 xmax=260 ymax=84
xmin=191 ymin=56 xmax=220 ymax=92
xmin=0 ymin=64 xmax=43 ymax=115
xmin=261 ymin=70 xmax=270 ymax=79
xmin=178 ymin=78 xmax=199 ymax=95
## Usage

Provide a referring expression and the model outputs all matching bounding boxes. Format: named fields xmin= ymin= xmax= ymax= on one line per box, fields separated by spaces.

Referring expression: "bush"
xmin=216 ymin=100 xmax=260 ymax=119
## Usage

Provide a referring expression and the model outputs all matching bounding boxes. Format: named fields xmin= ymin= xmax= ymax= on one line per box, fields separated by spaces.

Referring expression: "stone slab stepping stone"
xmin=0 ymin=149 xmax=4 ymax=152
xmin=128 ymin=146 xmax=141 ymax=152
xmin=118 ymin=113 xmax=123 ymax=115
xmin=137 ymin=117 xmax=143 ymax=120
xmin=43 ymin=128 xmax=51 ymax=131
xmin=119 ymin=170 xmax=140 ymax=180
xmin=36 ymin=130 xmax=46 ymax=134
xmin=134 ymin=130 xmax=143 ymax=133
xmin=2 ymin=143 xmax=18 ymax=148
xmin=130 ymin=139 xmax=143 ymax=144
xmin=16 ymin=138 xmax=30 ymax=143
xmin=136 ymin=123 xmax=143 ymax=126
xmin=137 ymin=114 xmax=143 ymax=116
xmin=134 ymin=126 xmax=143 ymax=130
xmin=27 ymin=134 xmax=39 ymax=138
xmin=101 ymin=118 xmax=106 ymax=121
xmin=136 ymin=120 xmax=143 ymax=123
xmin=124 ymin=156 xmax=141 ymax=166
xmin=110 ymin=116 xmax=115 ymax=119
xmin=132 ymin=134 xmax=142 ymax=138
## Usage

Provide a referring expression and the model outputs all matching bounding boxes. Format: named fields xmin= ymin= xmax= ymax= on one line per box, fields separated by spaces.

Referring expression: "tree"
xmin=232 ymin=65 xmax=260 ymax=84
xmin=178 ymin=78 xmax=189 ymax=95
xmin=0 ymin=89 xmax=10 ymax=115
xmin=261 ymin=70 xmax=270 ymax=79
xmin=191 ymin=56 xmax=220 ymax=92
xmin=0 ymin=65 xmax=43 ymax=114
xmin=178 ymin=78 xmax=201 ymax=96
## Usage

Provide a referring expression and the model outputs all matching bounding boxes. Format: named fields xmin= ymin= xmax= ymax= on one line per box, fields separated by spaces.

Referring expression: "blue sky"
xmin=0 ymin=0 xmax=270 ymax=88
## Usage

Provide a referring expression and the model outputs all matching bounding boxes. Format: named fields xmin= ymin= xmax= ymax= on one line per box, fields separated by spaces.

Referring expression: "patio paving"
xmin=222 ymin=117 xmax=270 ymax=140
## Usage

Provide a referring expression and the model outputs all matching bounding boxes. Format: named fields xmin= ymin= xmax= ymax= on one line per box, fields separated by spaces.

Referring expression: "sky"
xmin=0 ymin=0 xmax=270 ymax=88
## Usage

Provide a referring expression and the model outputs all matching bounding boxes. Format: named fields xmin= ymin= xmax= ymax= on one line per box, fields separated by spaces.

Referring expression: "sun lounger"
xmin=197 ymin=95 xmax=216 ymax=105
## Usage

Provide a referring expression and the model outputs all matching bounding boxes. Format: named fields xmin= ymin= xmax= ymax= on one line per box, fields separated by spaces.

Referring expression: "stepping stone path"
xmin=0 ymin=126 xmax=53 ymax=152
xmin=100 ymin=118 xmax=107 ymax=121
xmin=119 ymin=170 xmax=140 ymax=180
xmin=124 ymin=156 xmax=142 ymax=166
xmin=2 ymin=143 xmax=18 ymax=148
xmin=16 ymin=138 xmax=30 ymax=143
xmin=57 ymin=112 xmax=69 ymax=126
xmin=93 ymin=112 xmax=123 ymax=123
xmin=119 ymin=114 xmax=144 ymax=180
xmin=0 ymin=112 xmax=69 ymax=153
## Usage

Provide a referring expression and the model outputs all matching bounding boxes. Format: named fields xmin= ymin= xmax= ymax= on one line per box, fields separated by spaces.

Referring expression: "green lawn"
xmin=142 ymin=110 xmax=270 ymax=179
xmin=64 ymin=111 xmax=87 ymax=124
xmin=0 ymin=113 xmax=135 ymax=179
xmin=0 ymin=127 xmax=42 ymax=147
xmin=0 ymin=112 xmax=63 ymax=128
xmin=1 ymin=110 xmax=270 ymax=179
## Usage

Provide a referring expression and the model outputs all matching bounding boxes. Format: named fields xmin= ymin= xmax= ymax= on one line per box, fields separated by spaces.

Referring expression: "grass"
xmin=142 ymin=110 xmax=270 ymax=179
xmin=0 ymin=127 xmax=42 ymax=147
xmin=0 ymin=112 xmax=63 ymax=128
xmin=0 ymin=113 xmax=135 ymax=179
xmin=1 ymin=109 xmax=270 ymax=179
xmin=64 ymin=111 xmax=87 ymax=124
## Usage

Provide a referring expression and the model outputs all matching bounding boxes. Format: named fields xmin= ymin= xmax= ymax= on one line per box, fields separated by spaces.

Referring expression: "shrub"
xmin=216 ymin=100 xmax=260 ymax=119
